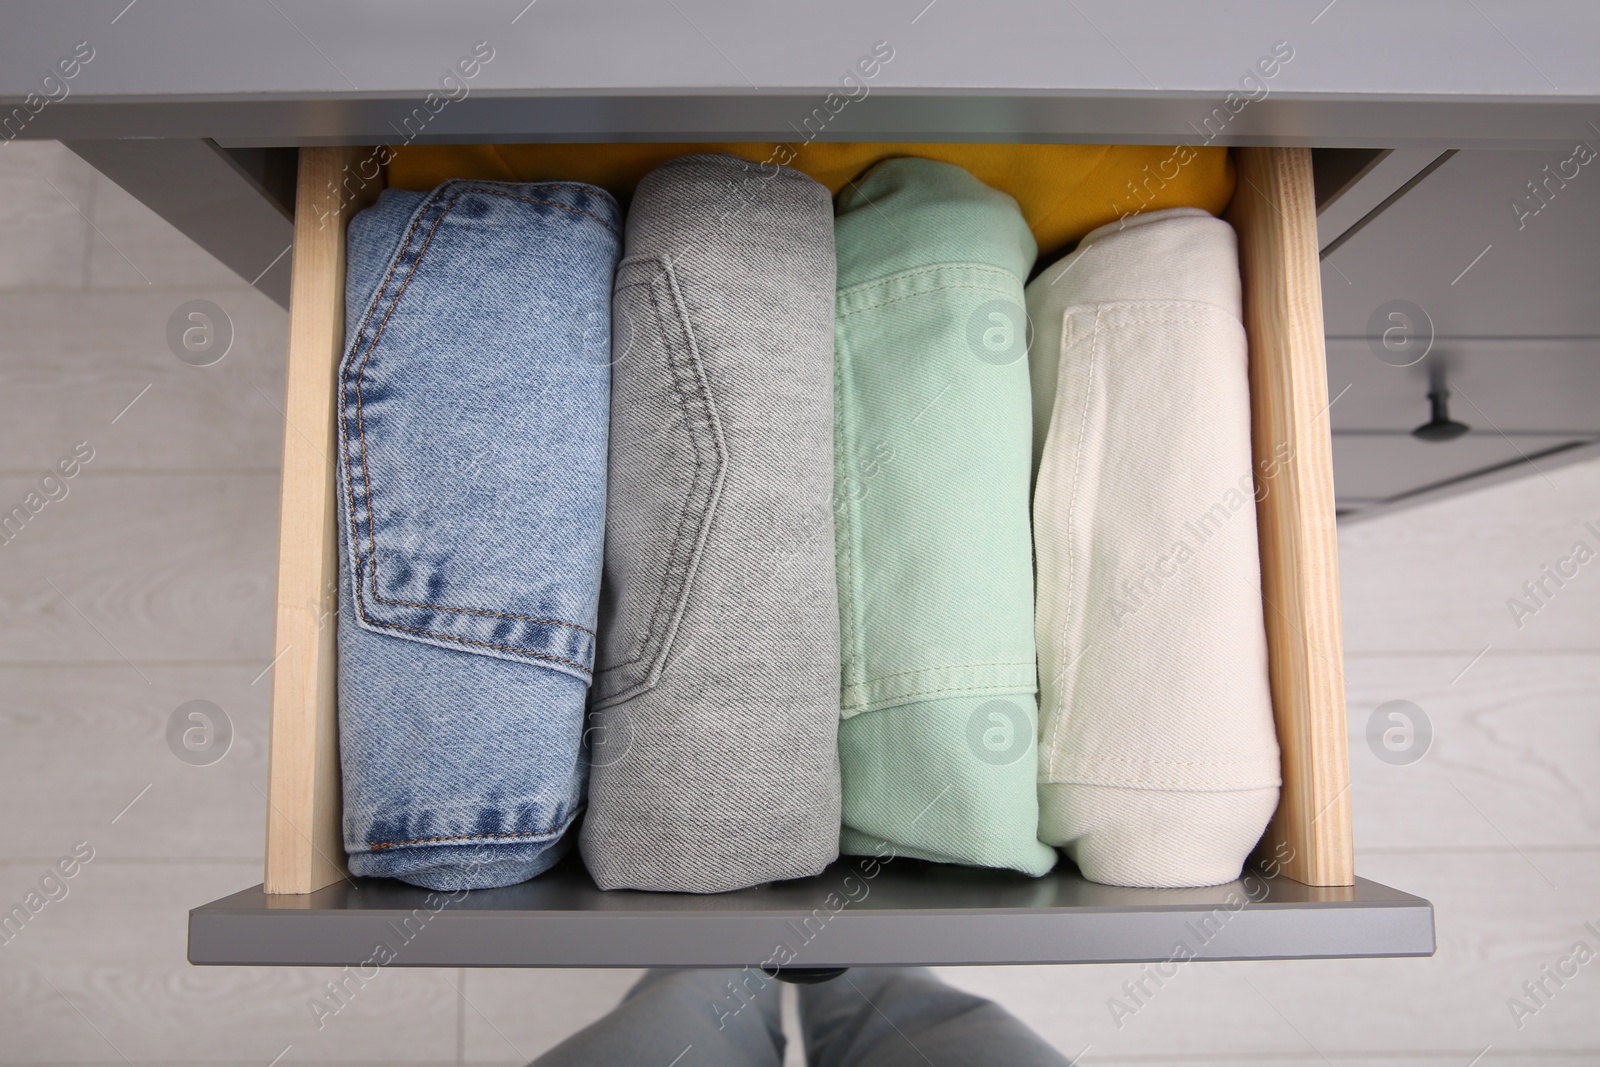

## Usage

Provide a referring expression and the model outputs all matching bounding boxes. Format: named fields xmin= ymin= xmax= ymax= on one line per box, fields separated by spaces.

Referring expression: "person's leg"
xmin=798 ymin=967 xmax=1072 ymax=1067
xmin=535 ymin=968 xmax=785 ymax=1067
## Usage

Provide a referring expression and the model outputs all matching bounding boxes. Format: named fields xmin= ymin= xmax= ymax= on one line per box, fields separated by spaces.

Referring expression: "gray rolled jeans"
xmin=582 ymin=153 xmax=842 ymax=893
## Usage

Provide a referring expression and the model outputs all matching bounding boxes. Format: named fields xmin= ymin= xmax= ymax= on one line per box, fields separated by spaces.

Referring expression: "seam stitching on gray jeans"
xmin=594 ymin=257 xmax=728 ymax=701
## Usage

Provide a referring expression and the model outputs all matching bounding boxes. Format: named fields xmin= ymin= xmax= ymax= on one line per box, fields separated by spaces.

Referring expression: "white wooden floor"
xmin=1 ymin=140 xmax=1595 ymax=1066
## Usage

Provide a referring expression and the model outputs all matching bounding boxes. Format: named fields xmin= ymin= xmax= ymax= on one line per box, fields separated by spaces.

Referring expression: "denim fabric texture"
xmin=833 ymin=158 xmax=1056 ymax=877
xmin=582 ymin=153 xmax=842 ymax=893
xmin=1028 ymin=207 xmax=1280 ymax=888
xmin=536 ymin=969 xmax=785 ymax=1067
xmin=336 ymin=180 xmax=620 ymax=890
xmin=534 ymin=967 xmax=1073 ymax=1067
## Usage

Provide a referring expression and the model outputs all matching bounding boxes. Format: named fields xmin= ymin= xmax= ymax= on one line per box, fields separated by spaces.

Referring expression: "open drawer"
xmin=189 ymin=145 xmax=1434 ymax=967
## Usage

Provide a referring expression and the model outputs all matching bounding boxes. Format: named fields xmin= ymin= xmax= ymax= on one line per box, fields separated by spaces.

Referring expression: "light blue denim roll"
xmin=336 ymin=180 xmax=620 ymax=890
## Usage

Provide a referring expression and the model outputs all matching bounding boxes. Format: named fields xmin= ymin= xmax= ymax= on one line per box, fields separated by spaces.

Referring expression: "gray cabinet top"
xmin=4 ymin=0 xmax=1599 ymax=146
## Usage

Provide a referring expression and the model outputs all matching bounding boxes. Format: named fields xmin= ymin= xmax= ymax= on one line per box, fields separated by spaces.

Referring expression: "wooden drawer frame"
xmin=260 ymin=144 xmax=1352 ymax=899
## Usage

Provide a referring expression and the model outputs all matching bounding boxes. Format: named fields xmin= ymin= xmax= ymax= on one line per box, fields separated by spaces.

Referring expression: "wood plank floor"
xmin=0 ymin=140 xmax=1594 ymax=1065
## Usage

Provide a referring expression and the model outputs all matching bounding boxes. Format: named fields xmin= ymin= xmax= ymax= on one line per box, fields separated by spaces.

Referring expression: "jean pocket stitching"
xmin=594 ymin=257 xmax=729 ymax=700
xmin=836 ymin=262 xmax=1022 ymax=317
xmin=339 ymin=183 xmax=599 ymax=671
xmin=369 ymin=826 xmax=568 ymax=852
xmin=598 ymin=279 xmax=708 ymax=676
xmin=1041 ymin=305 xmax=1101 ymax=778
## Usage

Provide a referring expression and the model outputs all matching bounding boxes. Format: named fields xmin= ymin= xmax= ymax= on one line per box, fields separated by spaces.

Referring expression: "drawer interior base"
xmin=189 ymin=859 xmax=1434 ymax=968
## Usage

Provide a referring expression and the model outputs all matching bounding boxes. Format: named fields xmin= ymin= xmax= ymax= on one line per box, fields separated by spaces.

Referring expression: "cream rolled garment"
xmin=1028 ymin=206 xmax=1281 ymax=889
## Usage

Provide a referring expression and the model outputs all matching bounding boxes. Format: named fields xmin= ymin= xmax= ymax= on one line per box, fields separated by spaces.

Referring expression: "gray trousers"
xmin=534 ymin=967 xmax=1073 ymax=1067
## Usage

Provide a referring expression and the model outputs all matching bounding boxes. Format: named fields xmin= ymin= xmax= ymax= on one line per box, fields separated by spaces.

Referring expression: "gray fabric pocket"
xmin=591 ymin=256 xmax=728 ymax=707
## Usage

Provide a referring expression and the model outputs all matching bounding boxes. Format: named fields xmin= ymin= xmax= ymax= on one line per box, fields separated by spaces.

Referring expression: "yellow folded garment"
xmin=386 ymin=142 xmax=1234 ymax=259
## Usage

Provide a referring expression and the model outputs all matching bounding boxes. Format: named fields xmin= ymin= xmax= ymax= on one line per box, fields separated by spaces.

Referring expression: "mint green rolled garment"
xmin=833 ymin=158 xmax=1056 ymax=876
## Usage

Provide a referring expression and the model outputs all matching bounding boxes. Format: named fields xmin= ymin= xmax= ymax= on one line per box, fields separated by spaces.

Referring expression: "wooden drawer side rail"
xmin=263 ymin=147 xmax=377 ymax=894
xmin=1229 ymin=147 xmax=1355 ymax=887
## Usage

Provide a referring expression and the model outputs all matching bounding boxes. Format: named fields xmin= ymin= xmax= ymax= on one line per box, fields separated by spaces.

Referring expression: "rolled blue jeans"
xmin=336 ymin=180 xmax=621 ymax=890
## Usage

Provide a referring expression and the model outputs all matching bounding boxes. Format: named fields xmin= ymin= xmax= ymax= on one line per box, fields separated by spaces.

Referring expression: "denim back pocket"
xmin=591 ymin=255 xmax=728 ymax=706
xmin=1033 ymin=299 xmax=1272 ymax=787
xmin=337 ymin=181 xmax=619 ymax=681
